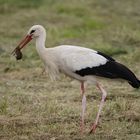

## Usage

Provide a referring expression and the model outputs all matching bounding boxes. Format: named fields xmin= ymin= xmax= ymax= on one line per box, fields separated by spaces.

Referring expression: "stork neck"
xmin=36 ymin=34 xmax=46 ymax=55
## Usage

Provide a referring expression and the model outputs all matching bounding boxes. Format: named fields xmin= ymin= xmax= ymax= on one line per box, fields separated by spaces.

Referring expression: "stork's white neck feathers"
xmin=35 ymin=30 xmax=60 ymax=80
xmin=35 ymin=29 xmax=46 ymax=57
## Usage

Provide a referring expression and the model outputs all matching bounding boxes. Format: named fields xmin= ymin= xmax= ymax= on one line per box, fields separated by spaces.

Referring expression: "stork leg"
xmin=89 ymin=83 xmax=107 ymax=133
xmin=80 ymin=82 xmax=86 ymax=133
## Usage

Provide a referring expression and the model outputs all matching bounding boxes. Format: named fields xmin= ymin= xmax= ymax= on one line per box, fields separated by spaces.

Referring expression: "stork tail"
xmin=128 ymin=79 xmax=140 ymax=88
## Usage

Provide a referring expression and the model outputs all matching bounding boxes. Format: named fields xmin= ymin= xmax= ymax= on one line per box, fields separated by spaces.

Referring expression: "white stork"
xmin=12 ymin=25 xmax=140 ymax=133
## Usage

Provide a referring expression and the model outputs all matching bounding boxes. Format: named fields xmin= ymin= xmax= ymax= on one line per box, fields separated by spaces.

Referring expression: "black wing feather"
xmin=97 ymin=51 xmax=115 ymax=61
xmin=75 ymin=61 xmax=140 ymax=88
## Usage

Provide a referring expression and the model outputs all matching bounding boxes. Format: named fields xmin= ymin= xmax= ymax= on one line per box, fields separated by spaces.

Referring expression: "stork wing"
xmin=62 ymin=49 xmax=109 ymax=72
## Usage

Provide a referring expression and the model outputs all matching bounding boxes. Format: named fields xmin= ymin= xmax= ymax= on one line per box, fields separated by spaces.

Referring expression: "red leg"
xmin=89 ymin=83 xmax=107 ymax=133
xmin=81 ymin=81 xmax=85 ymax=93
xmin=80 ymin=82 xmax=86 ymax=133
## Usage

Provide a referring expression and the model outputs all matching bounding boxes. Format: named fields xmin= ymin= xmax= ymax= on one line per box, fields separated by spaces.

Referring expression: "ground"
xmin=0 ymin=0 xmax=140 ymax=140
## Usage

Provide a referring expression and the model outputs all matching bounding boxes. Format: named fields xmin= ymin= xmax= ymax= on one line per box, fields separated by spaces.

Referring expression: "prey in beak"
xmin=12 ymin=34 xmax=33 ymax=60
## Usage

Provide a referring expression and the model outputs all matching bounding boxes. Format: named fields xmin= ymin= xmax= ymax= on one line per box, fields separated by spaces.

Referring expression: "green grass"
xmin=0 ymin=0 xmax=140 ymax=139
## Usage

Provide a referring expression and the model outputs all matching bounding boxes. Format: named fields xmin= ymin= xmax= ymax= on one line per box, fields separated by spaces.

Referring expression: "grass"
xmin=0 ymin=0 xmax=140 ymax=139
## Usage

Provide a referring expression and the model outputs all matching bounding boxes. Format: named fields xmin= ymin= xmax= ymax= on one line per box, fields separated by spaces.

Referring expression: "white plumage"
xmin=12 ymin=25 xmax=140 ymax=134
xmin=54 ymin=45 xmax=107 ymax=70
xmin=37 ymin=45 xmax=108 ymax=81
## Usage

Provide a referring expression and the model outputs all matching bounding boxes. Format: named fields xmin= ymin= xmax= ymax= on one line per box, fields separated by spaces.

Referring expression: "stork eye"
xmin=30 ymin=30 xmax=35 ymax=34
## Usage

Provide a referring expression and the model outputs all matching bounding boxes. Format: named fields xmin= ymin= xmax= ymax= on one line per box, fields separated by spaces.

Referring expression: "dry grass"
xmin=0 ymin=0 xmax=140 ymax=139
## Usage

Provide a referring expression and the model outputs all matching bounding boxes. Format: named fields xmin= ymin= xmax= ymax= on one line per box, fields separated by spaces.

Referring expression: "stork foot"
xmin=89 ymin=123 xmax=97 ymax=134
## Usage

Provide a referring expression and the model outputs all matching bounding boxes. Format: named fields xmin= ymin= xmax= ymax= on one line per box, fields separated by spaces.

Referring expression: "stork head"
xmin=27 ymin=25 xmax=46 ymax=39
xmin=12 ymin=25 xmax=46 ymax=60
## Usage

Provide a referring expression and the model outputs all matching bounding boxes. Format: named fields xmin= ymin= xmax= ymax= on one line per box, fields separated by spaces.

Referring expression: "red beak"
xmin=12 ymin=34 xmax=33 ymax=55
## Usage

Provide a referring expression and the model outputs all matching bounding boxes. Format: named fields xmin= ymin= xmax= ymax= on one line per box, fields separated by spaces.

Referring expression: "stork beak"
xmin=12 ymin=34 xmax=33 ymax=55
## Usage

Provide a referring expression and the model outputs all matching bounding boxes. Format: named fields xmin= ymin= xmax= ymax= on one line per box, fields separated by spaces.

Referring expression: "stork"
xmin=12 ymin=25 xmax=140 ymax=133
